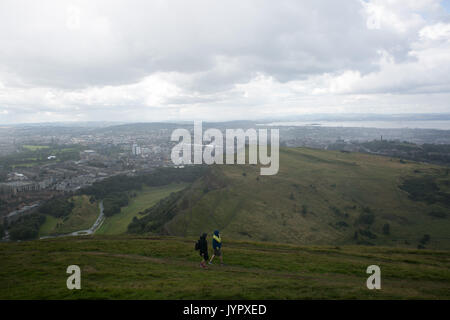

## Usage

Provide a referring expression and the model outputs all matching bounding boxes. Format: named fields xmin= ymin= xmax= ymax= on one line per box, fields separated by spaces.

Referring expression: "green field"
xmin=133 ymin=147 xmax=450 ymax=249
xmin=39 ymin=195 xmax=99 ymax=236
xmin=22 ymin=145 xmax=50 ymax=151
xmin=0 ymin=144 xmax=83 ymax=169
xmin=39 ymin=215 xmax=59 ymax=236
xmin=12 ymin=163 xmax=42 ymax=168
xmin=96 ymin=183 xmax=188 ymax=235
xmin=0 ymin=235 xmax=449 ymax=299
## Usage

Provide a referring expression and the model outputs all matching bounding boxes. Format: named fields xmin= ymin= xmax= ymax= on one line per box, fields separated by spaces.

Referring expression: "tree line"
xmin=82 ymin=166 xmax=207 ymax=218
xmin=3 ymin=165 xmax=208 ymax=240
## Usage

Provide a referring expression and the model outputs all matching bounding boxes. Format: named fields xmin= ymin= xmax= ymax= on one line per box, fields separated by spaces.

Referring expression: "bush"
xmin=329 ymin=206 xmax=340 ymax=216
xmin=103 ymin=192 xmax=129 ymax=217
xmin=399 ymin=176 xmax=441 ymax=204
xmin=336 ymin=221 xmax=348 ymax=228
xmin=9 ymin=226 xmax=37 ymax=240
xmin=39 ymin=198 xmax=74 ymax=218
xmin=8 ymin=214 xmax=46 ymax=241
xmin=382 ymin=223 xmax=390 ymax=235
xmin=358 ymin=210 xmax=375 ymax=225
xmin=419 ymin=234 xmax=430 ymax=245
xmin=358 ymin=229 xmax=377 ymax=239
xmin=301 ymin=205 xmax=308 ymax=215
xmin=428 ymin=211 xmax=447 ymax=219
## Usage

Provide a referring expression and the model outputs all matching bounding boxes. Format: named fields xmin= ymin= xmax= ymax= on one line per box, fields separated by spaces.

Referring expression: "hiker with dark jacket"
xmin=209 ymin=230 xmax=223 ymax=265
xmin=197 ymin=233 xmax=209 ymax=269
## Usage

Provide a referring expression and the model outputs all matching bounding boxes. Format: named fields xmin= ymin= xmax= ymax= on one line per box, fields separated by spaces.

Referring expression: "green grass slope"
xmin=130 ymin=147 xmax=450 ymax=249
xmin=0 ymin=236 xmax=448 ymax=299
xmin=39 ymin=195 xmax=99 ymax=236
xmin=96 ymin=183 xmax=188 ymax=235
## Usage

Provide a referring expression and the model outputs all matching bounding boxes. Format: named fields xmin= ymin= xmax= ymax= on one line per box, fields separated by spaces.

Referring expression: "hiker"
xmin=196 ymin=233 xmax=209 ymax=269
xmin=209 ymin=230 xmax=223 ymax=265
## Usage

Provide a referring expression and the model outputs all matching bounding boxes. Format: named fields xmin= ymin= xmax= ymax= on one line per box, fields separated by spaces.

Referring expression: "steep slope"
xmin=39 ymin=195 xmax=99 ymax=237
xmin=96 ymin=183 xmax=188 ymax=235
xmin=129 ymin=147 xmax=450 ymax=249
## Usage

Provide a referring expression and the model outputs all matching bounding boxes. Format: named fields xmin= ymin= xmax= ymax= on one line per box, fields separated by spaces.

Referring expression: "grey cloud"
xmin=0 ymin=0 xmax=425 ymax=90
xmin=0 ymin=0 xmax=449 ymax=123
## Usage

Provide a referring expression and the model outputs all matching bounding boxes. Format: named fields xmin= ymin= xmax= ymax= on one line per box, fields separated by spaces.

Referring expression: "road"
xmin=39 ymin=200 xmax=104 ymax=240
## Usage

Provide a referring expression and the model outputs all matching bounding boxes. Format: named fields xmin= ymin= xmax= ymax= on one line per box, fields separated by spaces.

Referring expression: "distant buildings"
xmin=0 ymin=181 xmax=40 ymax=193
xmin=80 ymin=150 xmax=98 ymax=161
xmin=8 ymin=172 xmax=27 ymax=181
xmin=54 ymin=174 xmax=96 ymax=191
xmin=132 ymin=143 xmax=141 ymax=156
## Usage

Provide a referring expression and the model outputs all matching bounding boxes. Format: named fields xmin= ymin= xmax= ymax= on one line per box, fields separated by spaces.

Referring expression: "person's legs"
xmin=201 ymin=252 xmax=209 ymax=269
xmin=200 ymin=252 xmax=206 ymax=268
xmin=211 ymin=247 xmax=222 ymax=264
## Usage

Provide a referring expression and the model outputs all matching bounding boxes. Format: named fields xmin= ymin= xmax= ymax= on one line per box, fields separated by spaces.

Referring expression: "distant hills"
xmin=3 ymin=113 xmax=450 ymax=127
xmin=128 ymin=147 xmax=450 ymax=249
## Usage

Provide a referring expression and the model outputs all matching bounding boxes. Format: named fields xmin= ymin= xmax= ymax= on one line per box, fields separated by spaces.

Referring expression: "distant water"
xmin=263 ymin=120 xmax=450 ymax=130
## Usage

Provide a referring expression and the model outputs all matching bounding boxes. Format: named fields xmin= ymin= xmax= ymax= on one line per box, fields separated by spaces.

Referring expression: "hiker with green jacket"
xmin=209 ymin=230 xmax=224 ymax=265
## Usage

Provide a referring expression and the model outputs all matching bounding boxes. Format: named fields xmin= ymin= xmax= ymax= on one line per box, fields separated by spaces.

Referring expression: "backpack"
xmin=195 ymin=240 xmax=200 ymax=251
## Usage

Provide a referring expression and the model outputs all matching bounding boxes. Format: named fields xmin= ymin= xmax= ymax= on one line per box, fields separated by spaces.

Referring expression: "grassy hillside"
xmin=96 ymin=183 xmax=188 ymax=235
xmin=39 ymin=195 xmax=99 ymax=236
xmin=129 ymin=147 xmax=450 ymax=249
xmin=0 ymin=235 xmax=448 ymax=299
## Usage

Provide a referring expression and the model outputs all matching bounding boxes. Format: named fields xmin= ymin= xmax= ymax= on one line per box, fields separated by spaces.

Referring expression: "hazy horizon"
xmin=3 ymin=112 xmax=450 ymax=126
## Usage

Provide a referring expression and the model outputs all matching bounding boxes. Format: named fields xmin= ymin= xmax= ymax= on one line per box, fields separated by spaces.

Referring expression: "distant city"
xmin=1 ymin=117 xmax=450 ymax=226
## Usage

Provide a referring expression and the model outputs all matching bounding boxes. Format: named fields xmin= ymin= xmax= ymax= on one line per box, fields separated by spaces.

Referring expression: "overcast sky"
xmin=0 ymin=0 xmax=450 ymax=124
